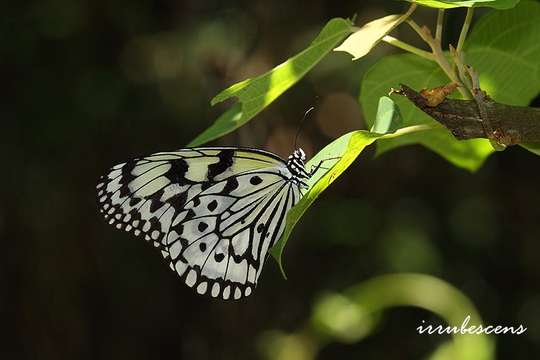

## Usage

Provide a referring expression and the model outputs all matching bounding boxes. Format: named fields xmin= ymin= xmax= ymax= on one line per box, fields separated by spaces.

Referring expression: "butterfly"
xmin=97 ymin=147 xmax=327 ymax=300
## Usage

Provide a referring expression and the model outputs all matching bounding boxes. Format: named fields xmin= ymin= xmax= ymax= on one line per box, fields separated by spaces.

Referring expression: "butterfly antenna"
xmin=294 ymin=106 xmax=315 ymax=150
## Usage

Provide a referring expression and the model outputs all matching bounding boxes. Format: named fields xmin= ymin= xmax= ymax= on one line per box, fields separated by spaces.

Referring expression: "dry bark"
xmin=394 ymin=84 xmax=540 ymax=145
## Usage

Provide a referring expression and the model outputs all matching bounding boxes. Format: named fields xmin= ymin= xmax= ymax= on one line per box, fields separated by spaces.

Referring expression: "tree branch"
xmin=393 ymin=84 xmax=540 ymax=145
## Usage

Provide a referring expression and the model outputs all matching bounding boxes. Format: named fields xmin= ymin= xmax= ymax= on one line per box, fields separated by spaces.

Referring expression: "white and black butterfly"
xmin=97 ymin=147 xmax=323 ymax=300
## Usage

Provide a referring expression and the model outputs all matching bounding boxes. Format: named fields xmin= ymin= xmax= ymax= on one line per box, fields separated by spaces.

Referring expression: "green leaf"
xmin=522 ymin=143 xmax=540 ymax=156
xmin=401 ymin=0 xmax=520 ymax=9
xmin=270 ymin=130 xmax=383 ymax=276
xmin=188 ymin=18 xmax=353 ymax=146
xmin=334 ymin=13 xmax=408 ymax=60
xmin=464 ymin=0 xmax=540 ymax=105
xmin=360 ymin=54 xmax=494 ymax=171
xmin=372 ymin=96 xmax=403 ymax=134
xmin=269 ymin=125 xmax=434 ymax=276
xmin=465 ymin=0 xmax=540 ymax=155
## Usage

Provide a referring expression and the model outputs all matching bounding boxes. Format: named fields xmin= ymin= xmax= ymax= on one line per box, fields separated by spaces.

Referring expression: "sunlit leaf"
xmin=270 ymin=126 xmax=432 ymax=275
xmin=188 ymin=18 xmax=353 ymax=146
xmin=465 ymin=0 xmax=540 ymax=154
xmin=372 ymin=96 xmax=403 ymax=134
xmin=401 ymin=0 xmax=520 ymax=9
xmin=464 ymin=0 xmax=540 ymax=105
xmin=270 ymin=131 xmax=381 ymax=275
xmin=334 ymin=13 xmax=409 ymax=60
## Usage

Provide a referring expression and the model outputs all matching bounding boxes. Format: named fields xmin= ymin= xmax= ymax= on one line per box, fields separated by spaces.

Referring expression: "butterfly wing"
xmin=97 ymin=148 xmax=302 ymax=299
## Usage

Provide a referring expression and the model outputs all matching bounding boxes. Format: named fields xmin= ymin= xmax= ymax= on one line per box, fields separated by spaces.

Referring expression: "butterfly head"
xmin=294 ymin=148 xmax=306 ymax=161
xmin=287 ymin=148 xmax=309 ymax=183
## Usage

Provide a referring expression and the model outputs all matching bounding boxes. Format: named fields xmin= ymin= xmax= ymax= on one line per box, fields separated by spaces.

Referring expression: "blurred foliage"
xmin=4 ymin=0 xmax=540 ymax=359
xmin=259 ymin=274 xmax=495 ymax=359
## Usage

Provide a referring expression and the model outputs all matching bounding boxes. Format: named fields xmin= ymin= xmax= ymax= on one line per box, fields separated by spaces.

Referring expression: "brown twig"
xmin=393 ymin=84 xmax=540 ymax=145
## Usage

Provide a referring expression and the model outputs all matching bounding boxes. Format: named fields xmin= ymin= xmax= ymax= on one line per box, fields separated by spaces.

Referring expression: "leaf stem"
xmin=406 ymin=19 xmax=429 ymax=42
xmin=436 ymin=9 xmax=444 ymax=42
xmin=404 ymin=3 xmax=418 ymax=18
xmin=457 ymin=8 xmax=474 ymax=53
xmin=406 ymin=19 xmax=470 ymax=99
xmin=384 ymin=124 xmax=441 ymax=139
xmin=382 ymin=35 xmax=435 ymax=61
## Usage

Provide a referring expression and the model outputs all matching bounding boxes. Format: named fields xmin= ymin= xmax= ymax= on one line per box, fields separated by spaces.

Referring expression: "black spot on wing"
xmin=207 ymin=199 xmax=218 ymax=211
xmin=119 ymin=162 xmax=136 ymax=183
xmin=164 ymin=158 xmax=193 ymax=185
xmin=110 ymin=162 xmax=136 ymax=199
xmin=185 ymin=209 xmax=196 ymax=220
xmin=148 ymin=217 xmax=162 ymax=232
xmin=171 ymin=223 xmax=184 ymax=236
xmin=207 ymin=149 xmax=234 ymax=181
xmin=149 ymin=200 xmax=162 ymax=213
xmin=198 ymin=222 xmax=208 ymax=232
xmin=167 ymin=192 xmax=188 ymax=211
xmin=151 ymin=158 xmax=196 ymax=203
xmin=221 ymin=177 xmax=239 ymax=194
xmin=250 ymin=176 xmax=262 ymax=185
xmin=129 ymin=197 xmax=141 ymax=207
xmin=214 ymin=253 xmax=225 ymax=262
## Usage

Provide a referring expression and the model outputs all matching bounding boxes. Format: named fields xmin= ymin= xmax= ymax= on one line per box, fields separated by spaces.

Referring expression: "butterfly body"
xmin=97 ymin=147 xmax=309 ymax=300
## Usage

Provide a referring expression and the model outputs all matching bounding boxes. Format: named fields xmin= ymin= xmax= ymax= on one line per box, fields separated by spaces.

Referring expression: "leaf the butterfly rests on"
xmin=97 ymin=147 xmax=313 ymax=300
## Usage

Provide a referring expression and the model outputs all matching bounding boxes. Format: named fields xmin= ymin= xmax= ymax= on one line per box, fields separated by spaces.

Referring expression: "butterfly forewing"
xmin=97 ymin=147 xmax=305 ymax=300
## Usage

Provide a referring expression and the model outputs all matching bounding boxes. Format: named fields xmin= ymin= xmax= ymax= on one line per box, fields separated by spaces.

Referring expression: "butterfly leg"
xmin=308 ymin=156 xmax=341 ymax=176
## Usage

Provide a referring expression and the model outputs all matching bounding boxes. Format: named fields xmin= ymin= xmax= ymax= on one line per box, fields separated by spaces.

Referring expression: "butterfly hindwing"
xmin=164 ymin=171 xmax=301 ymax=299
xmin=97 ymin=147 xmax=303 ymax=299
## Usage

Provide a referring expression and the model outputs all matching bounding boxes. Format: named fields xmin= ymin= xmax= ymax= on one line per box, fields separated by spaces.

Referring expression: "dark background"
xmin=4 ymin=0 xmax=540 ymax=359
